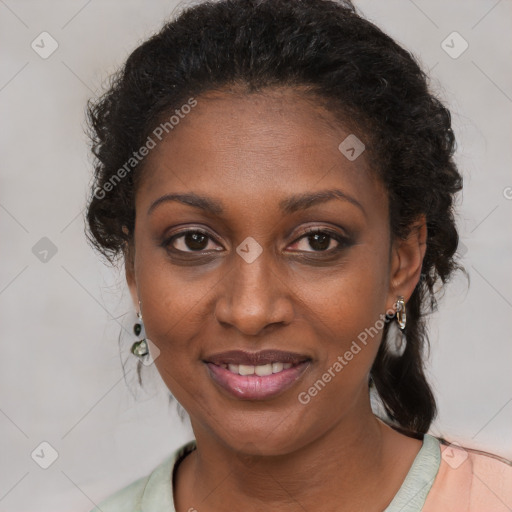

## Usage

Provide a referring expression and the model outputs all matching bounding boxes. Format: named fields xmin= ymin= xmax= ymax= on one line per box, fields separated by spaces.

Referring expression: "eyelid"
xmin=297 ymin=226 xmax=343 ymax=237
xmin=165 ymin=227 xmax=224 ymax=251
xmin=163 ymin=225 xmax=349 ymax=254
xmin=289 ymin=226 xmax=349 ymax=250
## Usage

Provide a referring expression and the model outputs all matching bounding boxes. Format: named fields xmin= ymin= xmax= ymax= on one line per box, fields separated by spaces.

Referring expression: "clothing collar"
xmin=139 ymin=435 xmax=443 ymax=511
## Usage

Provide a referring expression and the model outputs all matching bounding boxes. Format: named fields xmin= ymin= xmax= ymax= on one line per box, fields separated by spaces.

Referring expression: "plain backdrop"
xmin=1 ymin=0 xmax=511 ymax=510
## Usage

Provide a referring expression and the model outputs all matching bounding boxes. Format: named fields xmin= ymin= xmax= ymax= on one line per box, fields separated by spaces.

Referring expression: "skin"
xmin=125 ymin=87 xmax=427 ymax=512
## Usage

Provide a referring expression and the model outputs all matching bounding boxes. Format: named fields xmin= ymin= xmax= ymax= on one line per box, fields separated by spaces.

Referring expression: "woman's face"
xmin=126 ymin=88 xmax=425 ymax=455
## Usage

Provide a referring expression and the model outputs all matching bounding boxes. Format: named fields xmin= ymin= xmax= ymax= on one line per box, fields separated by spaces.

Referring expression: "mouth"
xmin=216 ymin=361 xmax=296 ymax=376
xmin=203 ymin=349 xmax=312 ymax=400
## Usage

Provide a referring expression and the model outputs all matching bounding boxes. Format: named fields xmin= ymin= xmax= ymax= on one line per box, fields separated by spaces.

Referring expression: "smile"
xmin=205 ymin=359 xmax=311 ymax=400
xmin=221 ymin=362 xmax=293 ymax=376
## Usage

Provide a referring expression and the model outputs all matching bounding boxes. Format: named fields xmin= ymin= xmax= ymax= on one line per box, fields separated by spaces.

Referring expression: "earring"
xmin=131 ymin=304 xmax=149 ymax=360
xmin=395 ymin=295 xmax=406 ymax=330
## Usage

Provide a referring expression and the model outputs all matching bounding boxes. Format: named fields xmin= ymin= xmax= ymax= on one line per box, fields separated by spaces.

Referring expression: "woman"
xmin=85 ymin=0 xmax=512 ymax=510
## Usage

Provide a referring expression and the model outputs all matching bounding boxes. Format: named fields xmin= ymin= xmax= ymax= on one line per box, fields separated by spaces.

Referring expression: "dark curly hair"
xmin=85 ymin=0 xmax=465 ymax=436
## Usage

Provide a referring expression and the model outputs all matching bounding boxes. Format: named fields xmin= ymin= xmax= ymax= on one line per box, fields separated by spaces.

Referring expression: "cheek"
xmin=294 ymin=287 xmax=387 ymax=428
xmin=308 ymin=289 xmax=384 ymax=384
xmin=138 ymin=271 xmax=208 ymax=354
xmin=297 ymin=247 xmax=390 ymax=380
xmin=137 ymin=269 xmax=209 ymax=406
xmin=133 ymin=230 xmax=213 ymax=338
xmin=133 ymin=259 xmax=223 ymax=407
xmin=306 ymin=241 xmax=390 ymax=326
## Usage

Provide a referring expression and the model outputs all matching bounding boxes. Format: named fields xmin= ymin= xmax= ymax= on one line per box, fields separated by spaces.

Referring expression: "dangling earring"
xmin=131 ymin=301 xmax=149 ymax=360
xmin=387 ymin=295 xmax=407 ymax=357
xmin=395 ymin=295 xmax=406 ymax=330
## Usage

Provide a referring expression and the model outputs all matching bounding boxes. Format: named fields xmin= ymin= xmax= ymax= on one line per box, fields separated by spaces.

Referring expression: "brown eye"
xmin=290 ymin=228 xmax=349 ymax=253
xmin=165 ymin=230 xmax=222 ymax=253
xmin=304 ymin=231 xmax=331 ymax=251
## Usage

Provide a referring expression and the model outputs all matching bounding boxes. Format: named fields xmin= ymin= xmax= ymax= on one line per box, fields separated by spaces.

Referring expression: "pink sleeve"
xmin=423 ymin=441 xmax=512 ymax=511
xmin=468 ymin=449 xmax=512 ymax=511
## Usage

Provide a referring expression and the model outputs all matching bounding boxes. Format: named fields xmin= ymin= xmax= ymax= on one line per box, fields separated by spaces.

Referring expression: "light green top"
xmin=90 ymin=433 xmax=441 ymax=511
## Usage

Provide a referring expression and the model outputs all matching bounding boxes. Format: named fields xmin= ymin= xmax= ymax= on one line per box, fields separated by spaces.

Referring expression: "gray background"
xmin=1 ymin=0 xmax=511 ymax=510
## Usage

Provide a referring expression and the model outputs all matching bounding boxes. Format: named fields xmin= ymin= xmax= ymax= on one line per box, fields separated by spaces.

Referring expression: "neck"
xmin=175 ymin=394 xmax=409 ymax=512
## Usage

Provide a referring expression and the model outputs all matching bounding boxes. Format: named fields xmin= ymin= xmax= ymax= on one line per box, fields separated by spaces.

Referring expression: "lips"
xmin=204 ymin=349 xmax=311 ymax=366
xmin=203 ymin=349 xmax=312 ymax=400
xmin=205 ymin=360 xmax=311 ymax=400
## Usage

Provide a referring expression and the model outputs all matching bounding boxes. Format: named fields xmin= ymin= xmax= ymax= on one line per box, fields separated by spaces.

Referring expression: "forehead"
xmin=136 ymin=88 xmax=387 ymax=218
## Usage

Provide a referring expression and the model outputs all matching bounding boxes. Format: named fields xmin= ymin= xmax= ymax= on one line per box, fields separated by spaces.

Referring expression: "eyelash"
xmin=162 ymin=227 xmax=350 ymax=255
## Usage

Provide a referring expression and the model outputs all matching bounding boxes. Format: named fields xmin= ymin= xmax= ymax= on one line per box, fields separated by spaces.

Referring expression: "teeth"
xmin=223 ymin=362 xmax=294 ymax=376
xmin=272 ymin=362 xmax=284 ymax=373
xmin=239 ymin=364 xmax=255 ymax=375
xmin=255 ymin=364 xmax=273 ymax=376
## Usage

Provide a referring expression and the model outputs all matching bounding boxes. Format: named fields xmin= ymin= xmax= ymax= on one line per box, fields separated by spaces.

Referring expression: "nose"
xmin=213 ymin=247 xmax=295 ymax=336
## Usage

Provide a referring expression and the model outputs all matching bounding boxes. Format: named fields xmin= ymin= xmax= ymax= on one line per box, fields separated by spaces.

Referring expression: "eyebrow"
xmin=147 ymin=189 xmax=366 ymax=217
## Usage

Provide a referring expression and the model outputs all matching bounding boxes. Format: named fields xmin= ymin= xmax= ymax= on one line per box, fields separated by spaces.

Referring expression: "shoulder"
xmin=424 ymin=437 xmax=512 ymax=511
xmin=88 ymin=473 xmax=149 ymax=511
xmin=465 ymin=444 xmax=512 ymax=510
xmin=88 ymin=440 xmax=197 ymax=512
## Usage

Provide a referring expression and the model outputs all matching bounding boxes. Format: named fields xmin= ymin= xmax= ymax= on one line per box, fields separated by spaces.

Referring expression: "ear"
xmin=125 ymin=258 xmax=139 ymax=312
xmin=386 ymin=214 xmax=427 ymax=312
xmin=122 ymin=230 xmax=139 ymax=312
